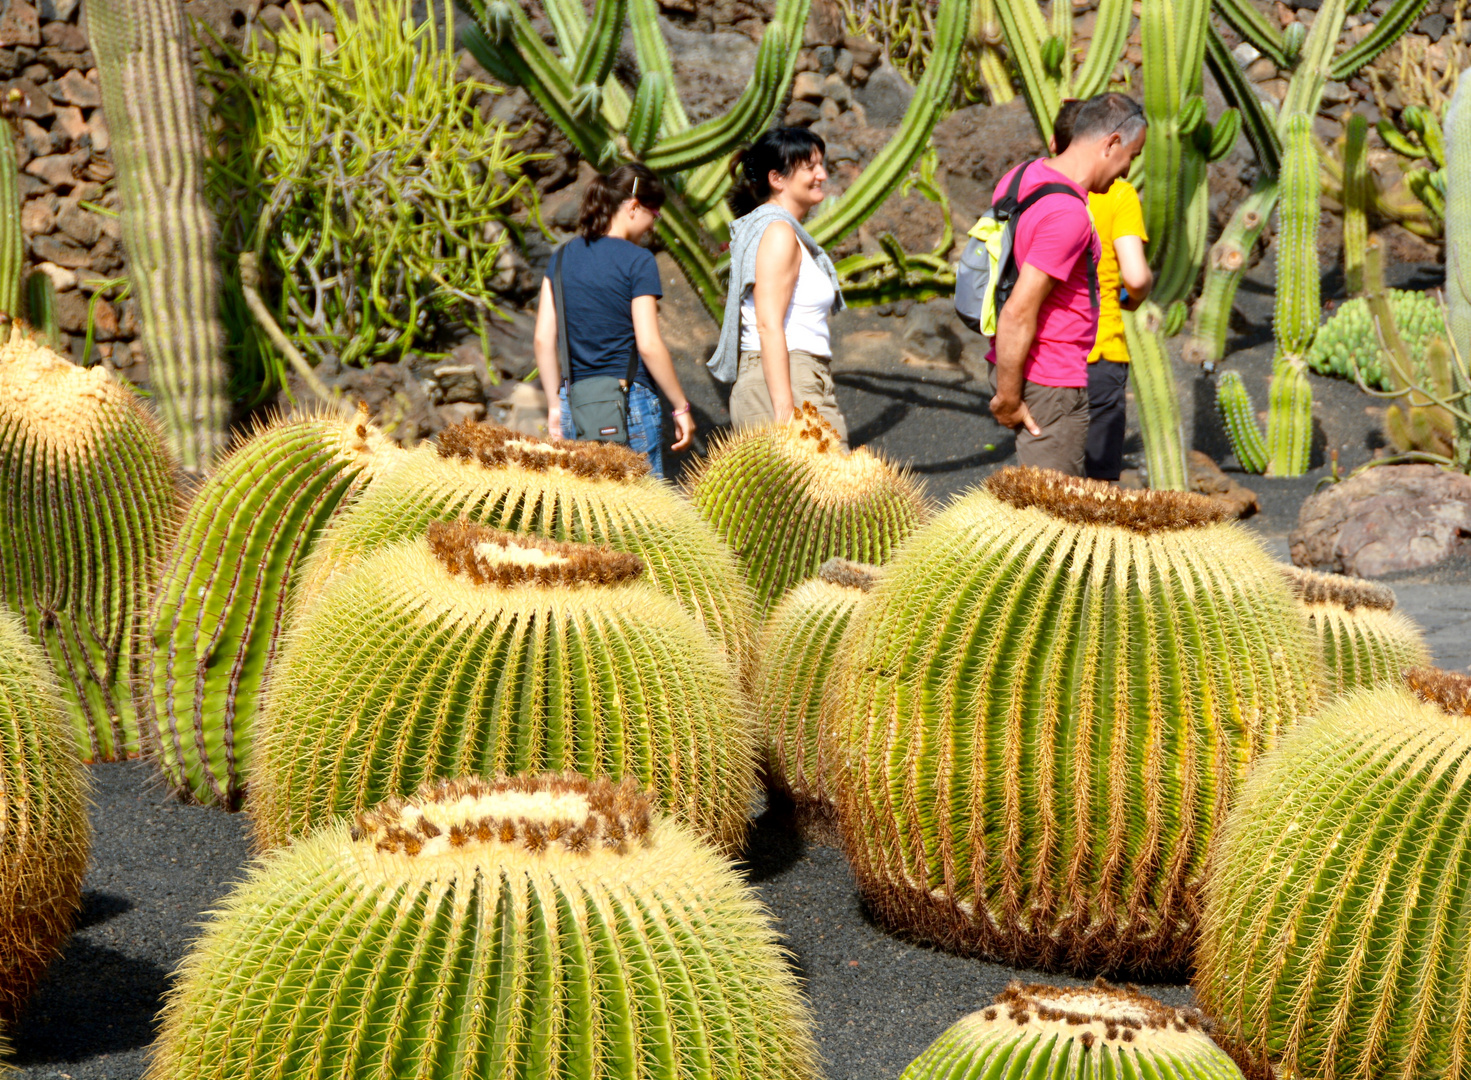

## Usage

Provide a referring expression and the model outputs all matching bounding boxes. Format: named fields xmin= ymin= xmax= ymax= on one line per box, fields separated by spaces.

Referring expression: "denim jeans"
xmin=560 ymin=382 xmax=665 ymax=478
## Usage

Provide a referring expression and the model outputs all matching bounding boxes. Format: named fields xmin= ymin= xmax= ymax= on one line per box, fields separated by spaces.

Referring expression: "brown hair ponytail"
xmin=577 ymin=163 xmax=666 ymax=241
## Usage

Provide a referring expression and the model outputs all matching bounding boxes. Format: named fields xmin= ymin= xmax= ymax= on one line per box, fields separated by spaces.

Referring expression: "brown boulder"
xmin=0 ymin=1 xmax=41 ymax=48
xmin=1188 ymin=451 xmax=1260 ymax=519
xmin=1290 ymin=464 xmax=1471 ymax=577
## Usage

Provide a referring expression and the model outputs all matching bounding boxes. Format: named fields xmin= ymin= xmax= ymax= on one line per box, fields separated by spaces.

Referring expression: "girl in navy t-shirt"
xmin=533 ymin=164 xmax=694 ymax=478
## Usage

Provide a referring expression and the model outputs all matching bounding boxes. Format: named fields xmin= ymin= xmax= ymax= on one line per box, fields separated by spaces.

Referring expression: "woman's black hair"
xmin=578 ymin=163 xmax=666 ymax=241
xmin=728 ymin=127 xmax=827 ymax=216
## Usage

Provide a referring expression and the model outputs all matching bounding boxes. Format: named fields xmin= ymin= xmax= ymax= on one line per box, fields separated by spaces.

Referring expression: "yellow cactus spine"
xmin=1281 ymin=565 xmax=1429 ymax=697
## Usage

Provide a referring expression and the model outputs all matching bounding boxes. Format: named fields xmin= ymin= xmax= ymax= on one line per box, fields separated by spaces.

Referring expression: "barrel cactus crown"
xmin=1198 ymin=667 xmax=1471 ymax=1080
xmin=831 ymin=467 xmax=1321 ymax=978
xmin=688 ymin=404 xmax=930 ymax=611
xmin=1281 ymin=564 xmax=1429 ymax=697
xmin=1305 ymin=289 xmax=1444 ymax=389
xmin=254 ymin=521 xmax=754 ymax=852
xmin=150 ymin=774 xmax=819 ymax=1080
xmin=300 ymin=421 xmax=756 ymax=668
xmin=0 ymin=607 xmax=90 ymax=1020
xmin=756 ymin=558 xmax=881 ymax=816
xmin=901 ymin=982 xmax=1243 ymax=1080
xmin=145 ymin=408 xmax=401 ymax=810
xmin=0 ymin=330 xmax=177 ymax=761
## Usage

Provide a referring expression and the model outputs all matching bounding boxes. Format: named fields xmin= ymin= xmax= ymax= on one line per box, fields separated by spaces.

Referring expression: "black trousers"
xmin=1085 ymin=359 xmax=1129 ymax=481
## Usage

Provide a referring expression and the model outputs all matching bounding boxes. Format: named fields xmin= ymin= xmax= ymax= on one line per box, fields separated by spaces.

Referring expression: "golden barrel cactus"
xmin=830 ymin=468 xmax=1321 ymax=978
xmin=1281 ymin=565 xmax=1430 ymax=697
xmin=254 ymin=522 xmax=754 ymax=852
xmin=149 ymin=774 xmax=819 ymax=1080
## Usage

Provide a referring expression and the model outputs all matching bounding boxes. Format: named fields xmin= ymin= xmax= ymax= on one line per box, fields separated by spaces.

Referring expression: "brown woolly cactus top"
xmin=437 ymin=421 xmax=652 ymax=482
xmin=770 ymin=404 xmax=907 ymax=502
xmin=818 ymin=558 xmax=884 ymax=592
xmin=1405 ymin=666 xmax=1471 ymax=716
xmin=975 ymin=980 xmax=1211 ymax=1050
xmin=0 ymin=328 xmax=137 ymax=449
xmin=352 ymin=774 xmax=657 ymax=859
xmin=1280 ymin=564 xmax=1396 ymax=612
xmin=426 ymin=520 xmax=644 ymax=587
xmin=985 ymin=467 xmax=1228 ymax=533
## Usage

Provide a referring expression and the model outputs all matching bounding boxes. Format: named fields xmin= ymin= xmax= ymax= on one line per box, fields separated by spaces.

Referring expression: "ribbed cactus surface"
xmin=1343 ymin=113 xmax=1369 ymax=294
xmin=1122 ymin=304 xmax=1187 ymax=490
xmin=689 ymin=405 xmax=929 ymax=612
xmin=830 ymin=468 xmax=1320 ymax=978
xmin=0 ymin=333 xmax=177 ymax=761
xmin=1275 ymin=113 xmax=1322 ymax=358
xmin=1447 ymin=71 xmax=1471 ymax=367
xmin=145 ymin=410 xmax=401 ymax=810
xmin=901 ymin=982 xmax=1244 ymax=1080
xmin=1198 ymin=669 xmax=1471 ymax=1080
xmin=1267 ymin=358 xmax=1313 ymax=477
xmin=1305 ymin=290 xmax=1445 ymax=388
xmin=302 ymin=422 xmax=756 ymax=670
xmin=87 ymin=0 xmax=230 ymax=471
xmin=1282 ymin=565 xmax=1429 ymax=697
xmin=255 ymin=523 xmax=753 ymax=852
xmin=0 ymin=607 xmax=90 ymax=1021
xmin=150 ymin=774 xmax=819 ymax=1080
xmin=0 ymin=119 xmax=22 ymax=326
xmin=1216 ymin=370 xmax=1269 ymax=474
xmin=755 ymin=559 xmax=880 ymax=815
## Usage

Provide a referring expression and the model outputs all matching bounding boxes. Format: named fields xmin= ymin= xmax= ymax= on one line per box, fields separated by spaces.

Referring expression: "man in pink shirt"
xmin=988 ymin=94 xmax=1147 ymax=476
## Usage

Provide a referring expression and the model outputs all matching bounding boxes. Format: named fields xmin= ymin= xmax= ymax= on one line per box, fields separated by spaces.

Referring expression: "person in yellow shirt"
xmin=1053 ymin=100 xmax=1154 ymax=481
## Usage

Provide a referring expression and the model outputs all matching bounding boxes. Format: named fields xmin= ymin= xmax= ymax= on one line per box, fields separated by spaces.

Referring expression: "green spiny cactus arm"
xmin=627 ymin=73 xmax=668 ymax=156
xmin=809 ymin=0 xmax=964 ymax=247
xmin=1068 ymin=0 xmax=1131 ymax=98
xmin=24 ymin=270 xmax=57 ymax=347
xmin=540 ymin=0 xmax=589 ymax=62
xmin=1187 ymin=176 xmax=1278 ymax=365
xmin=1154 ymin=151 xmax=1212 ymax=307
xmin=1267 ymin=358 xmax=1313 ymax=475
xmin=1205 ymin=23 xmax=1281 ymax=176
xmin=1330 ymin=0 xmax=1430 ymax=79
xmin=1446 ymin=78 xmax=1471 ymax=468
xmin=0 ymin=124 xmax=20 ymax=323
xmin=1207 ymin=108 xmax=1243 ymax=161
xmin=569 ymin=0 xmax=627 ymax=89
xmin=1403 ymin=106 xmax=1446 ymax=169
xmin=525 ymin=0 xmax=633 ymax=128
xmin=88 ymin=0 xmax=230 ymax=472
xmin=995 ymin=0 xmax=1062 ymax=145
xmin=1275 ymin=113 xmax=1322 ymax=358
xmin=628 ymin=0 xmax=691 ymax=135
xmin=656 ymin=200 xmax=725 ymax=320
xmin=1212 ymin=0 xmax=1290 ymax=67
xmin=1216 ymin=369 xmax=1270 ymax=472
xmin=1123 ymin=305 xmax=1188 ymax=490
xmin=1344 ymin=113 xmax=1369 ymax=295
xmin=1280 ymin=0 xmax=1348 ymax=121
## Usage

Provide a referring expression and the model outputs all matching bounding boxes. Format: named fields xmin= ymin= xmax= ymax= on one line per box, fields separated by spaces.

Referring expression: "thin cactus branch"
xmin=1343 ymin=113 xmax=1370 ymax=295
xmin=1331 ymin=0 xmax=1432 ymax=79
xmin=0 ymin=120 xmax=21 ymax=328
xmin=1123 ymin=304 xmax=1189 ymax=490
xmin=1213 ymin=0 xmax=1290 ymax=67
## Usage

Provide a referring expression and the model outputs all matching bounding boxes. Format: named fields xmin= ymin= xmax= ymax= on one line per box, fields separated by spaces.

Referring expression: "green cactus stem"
xmin=1275 ymin=113 xmax=1322 ymax=359
xmin=1198 ymin=667 xmax=1471 ymax=1080
xmin=996 ymin=0 xmax=1132 ymax=146
xmin=1446 ymin=71 xmax=1471 ymax=469
xmin=87 ymin=0 xmax=231 ymax=472
xmin=829 ymin=468 xmax=1320 ymax=978
xmin=152 ymin=774 xmax=819 ymax=1080
xmin=0 ymin=332 xmax=178 ymax=762
xmin=0 ymin=121 xmax=20 ymax=331
xmin=1123 ymin=304 xmax=1188 ymax=491
xmin=1215 ymin=370 xmax=1270 ymax=474
xmin=1280 ymin=565 xmax=1429 ymax=697
xmin=254 ymin=523 xmax=754 ymax=853
xmin=1267 ymin=358 xmax=1314 ymax=477
xmin=1343 ymin=113 xmax=1370 ymax=295
xmin=1212 ymin=0 xmax=1289 ymax=67
xmin=0 ymin=607 xmax=90 ymax=1022
xmin=24 ymin=272 xmax=57 ymax=349
xmin=688 ymin=406 xmax=929 ymax=612
xmin=144 ymin=409 xmax=401 ymax=810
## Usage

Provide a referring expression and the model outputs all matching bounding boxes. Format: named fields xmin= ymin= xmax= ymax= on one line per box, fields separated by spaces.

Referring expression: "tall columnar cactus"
xmin=1280 ymin=565 xmax=1429 ymax=698
xmin=755 ymin=559 xmax=880 ymax=822
xmin=1275 ymin=113 xmax=1322 ymax=361
xmin=300 ymin=423 xmax=756 ymax=670
xmin=1122 ymin=304 xmax=1188 ymax=490
xmin=0 ymin=120 xmax=21 ymax=328
xmin=87 ymin=0 xmax=230 ymax=472
xmin=144 ymin=409 xmax=402 ymax=810
xmin=1198 ymin=668 xmax=1471 ymax=1080
xmin=1343 ymin=113 xmax=1370 ymax=295
xmin=151 ymin=774 xmax=819 ymax=1080
xmin=1215 ymin=370 xmax=1269 ymax=474
xmin=0 ymin=332 xmax=178 ymax=761
xmin=254 ymin=523 xmax=754 ymax=853
xmin=1444 ymin=72 xmax=1471 ymax=471
xmin=829 ymin=468 xmax=1320 ymax=978
xmin=0 ymin=608 xmax=90 ymax=1022
xmin=688 ymin=406 xmax=929 ymax=612
xmin=901 ymin=983 xmax=1245 ymax=1080
xmin=1267 ymin=358 xmax=1313 ymax=476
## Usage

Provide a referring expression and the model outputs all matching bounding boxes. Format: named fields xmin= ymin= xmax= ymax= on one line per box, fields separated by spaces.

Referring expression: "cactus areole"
xmin=1280 ymin=564 xmax=1429 ymax=696
xmin=901 ymin=981 xmax=1244 ymax=1080
xmin=831 ymin=467 xmax=1320 ymax=978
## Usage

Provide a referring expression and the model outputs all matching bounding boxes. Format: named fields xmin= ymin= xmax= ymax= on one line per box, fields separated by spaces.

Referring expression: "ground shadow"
xmin=73 ymin=891 xmax=133 ymax=932
xmin=739 ymin=787 xmax=807 ymax=884
xmin=11 ymin=941 xmax=170 ymax=1063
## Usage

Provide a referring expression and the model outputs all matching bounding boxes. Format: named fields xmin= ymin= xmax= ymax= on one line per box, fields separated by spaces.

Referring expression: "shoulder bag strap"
xmin=1014 ymin=183 xmax=1101 ymax=309
xmin=552 ymin=244 xmax=572 ymax=389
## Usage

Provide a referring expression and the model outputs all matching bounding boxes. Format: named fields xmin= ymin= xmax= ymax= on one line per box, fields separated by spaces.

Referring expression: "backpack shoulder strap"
xmin=551 ymin=244 xmax=572 ymax=389
xmin=1016 ymin=182 xmax=1087 ymax=214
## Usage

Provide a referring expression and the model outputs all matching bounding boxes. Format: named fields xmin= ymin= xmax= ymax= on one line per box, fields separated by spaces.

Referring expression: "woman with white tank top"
xmin=713 ymin=127 xmax=849 ymax=447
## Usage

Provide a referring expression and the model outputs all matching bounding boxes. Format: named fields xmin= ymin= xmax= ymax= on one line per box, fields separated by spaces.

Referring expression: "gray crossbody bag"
xmin=552 ymin=244 xmax=639 ymax=444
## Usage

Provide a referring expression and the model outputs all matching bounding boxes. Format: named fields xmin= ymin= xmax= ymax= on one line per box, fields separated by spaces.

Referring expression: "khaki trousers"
xmin=989 ymin=363 xmax=1089 ymax=477
xmin=730 ymin=349 xmax=849 ymax=448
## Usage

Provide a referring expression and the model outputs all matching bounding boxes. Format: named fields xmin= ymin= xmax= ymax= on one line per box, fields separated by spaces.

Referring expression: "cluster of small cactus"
xmin=689 ymin=407 xmax=928 ymax=611
xmin=1199 ymin=668 xmax=1471 ymax=1080
xmin=830 ymin=468 xmax=1320 ymax=977
xmin=144 ymin=409 xmax=400 ymax=810
xmin=151 ymin=774 xmax=819 ymax=1080
xmin=0 ymin=333 xmax=177 ymax=761
xmin=901 ymin=982 xmax=1245 ymax=1080
xmin=1304 ymin=290 xmax=1445 ymax=389
xmin=1214 ymin=361 xmax=1313 ymax=476
xmin=254 ymin=522 xmax=753 ymax=852
xmin=1281 ymin=565 xmax=1429 ymax=697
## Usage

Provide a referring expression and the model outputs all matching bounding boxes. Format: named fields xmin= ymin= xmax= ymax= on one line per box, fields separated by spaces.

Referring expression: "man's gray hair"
xmin=1072 ymin=93 xmax=1146 ymax=145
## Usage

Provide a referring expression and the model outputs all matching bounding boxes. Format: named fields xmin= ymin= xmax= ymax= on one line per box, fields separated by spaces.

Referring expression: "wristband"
xmin=671 ymin=402 xmax=692 ymax=418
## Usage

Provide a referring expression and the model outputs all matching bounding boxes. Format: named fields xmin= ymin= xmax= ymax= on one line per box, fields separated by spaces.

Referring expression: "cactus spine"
xmin=1275 ymin=113 xmax=1322 ymax=360
xmin=0 ymin=607 xmax=90 ymax=1021
xmin=1281 ymin=566 xmax=1430 ymax=697
xmin=1343 ymin=113 xmax=1370 ymax=295
xmin=829 ymin=469 xmax=1320 ymax=978
xmin=1199 ymin=669 xmax=1471 ymax=1080
xmin=145 ymin=410 xmax=400 ymax=810
xmin=255 ymin=524 xmax=754 ymax=853
xmin=0 ymin=333 xmax=178 ymax=761
xmin=87 ymin=0 xmax=230 ymax=472
xmin=1267 ymin=358 xmax=1314 ymax=476
xmin=1123 ymin=304 xmax=1188 ymax=490
xmin=1215 ymin=370 xmax=1270 ymax=473
xmin=152 ymin=774 xmax=820 ymax=1080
